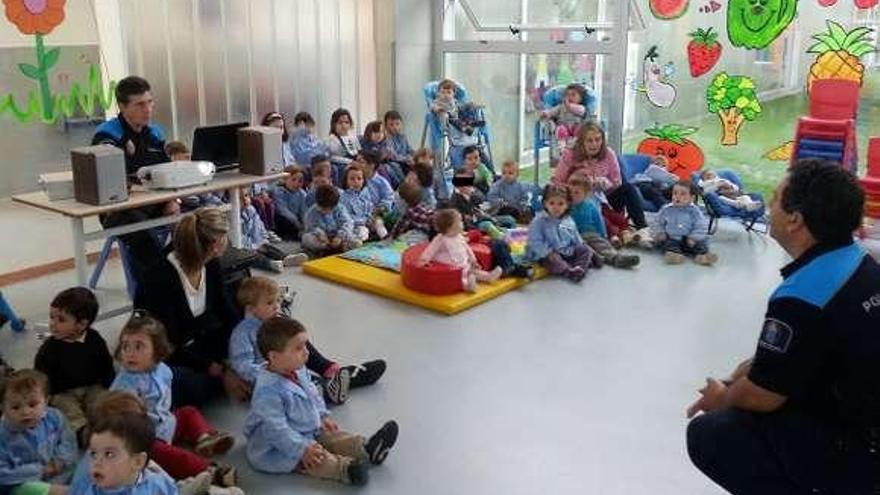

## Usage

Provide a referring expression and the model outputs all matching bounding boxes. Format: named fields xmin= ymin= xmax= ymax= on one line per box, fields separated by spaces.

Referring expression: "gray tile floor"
xmin=0 ymin=221 xmax=789 ymax=494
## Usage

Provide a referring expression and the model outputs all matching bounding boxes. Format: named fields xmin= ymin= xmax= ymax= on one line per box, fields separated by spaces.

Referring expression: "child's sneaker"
xmin=375 ymin=220 xmax=388 ymax=239
xmin=195 ymin=432 xmax=235 ymax=458
xmin=664 ymin=251 xmax=686 ymax=264
xmin=610 ymin=253 xmax=640 ymax=269
xmin=620 ymin=229 xmax=636 ymax=246
xmin=178 ymin=471 xmax=212 ymax=495
xmin=694 ymin=253 xmax=719 ymax=266
xmin=266 ymin=231 xmax=282 ymax=243
xmin=282 ymin=252 xmax=309 ymax=267
xmin=508 ymin=263 xmax=535 ymax=279
xmin=566 ymin=266 xmax=586 ymax=282
xmin=631 ymin=227 xmax=653 ymax=247
xmin=340 ymin=360 xmax=387 ymax=388
xmin=208 ymin=464 xmax=237 ymax=487
xmin=364 ymin=420 xmax=399 ymax=465
xmin=609 ymin=236 xmax=623 ymax=249
xmin=346 ymin=459 xmax=370 ymax=486
xmin=267 ymin=260 xmax=284 ymax=273
xmin=324 ymin=367 xmax=351 ymax=405
xmin=486 ymin=266 xmax=503 ymax=282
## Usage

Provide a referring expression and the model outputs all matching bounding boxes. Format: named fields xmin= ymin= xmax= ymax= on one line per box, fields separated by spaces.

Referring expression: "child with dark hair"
xmin=360 ymin=121 xmax=404 ymax=188
xmin=243 ymin=317 xmax=398 ymax=486
xmin=359 ymin=152 xmax=396 ymax=214
xmin=69 ymin=412 xmax=177 ymax=495
xmin=261 ymin=111 xmax=294 ymax=166
xmin=419 ymin=209 xmax=502 ymax=292
xmin=110 ymin=314 xmax=238 ymax=488
xmin=273 ymin=166 xmax=308 ymax=240
xmin=240 ymin=189 xmax=308 ymax=271
xmin=431 ymin=79 xmax=460 ymax=133
xmin=340 ymin=164 xmax=389 ymax=241
xmin=0 ymin=370 xmax=77 ymax=494
xmin=540 ymin=83 xmax=591 ymax=145
xmin=391 ymin=180 xmax=436 ymax=238
xmin=526 ymin=184 xmax=597 ymax=282
xmin=651 ymin=181 xmax=718 ymax=266
xmin=289 ymin=112 xmax=329 ymax=168
xmin=305 ymin=158 xmax=336 ymax=208
xmin=460 ymin=145 xmax=493 ymax=194
xmin=383 ymin=111 xmax=415 ymax=172
xmin=164 ymin=141 xmax=225 ymax=212
xmin=34 ymin=288 xmax=115 ymax=444
xmin=325 ymin=108 xmax=360 ymax=182
xmin=303 ymin=185 xmax=359 ymax=255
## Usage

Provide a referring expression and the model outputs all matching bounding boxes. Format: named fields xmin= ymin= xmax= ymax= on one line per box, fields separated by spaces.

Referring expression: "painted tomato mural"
xmin=727 ymin=0 xmax=799 ymax=50
xmin=636 ymin=124 xmax=705 ymax=179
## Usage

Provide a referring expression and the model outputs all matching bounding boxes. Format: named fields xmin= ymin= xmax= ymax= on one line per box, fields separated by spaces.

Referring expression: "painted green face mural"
xmin=727 ymin=0 xmax=799 ymax=49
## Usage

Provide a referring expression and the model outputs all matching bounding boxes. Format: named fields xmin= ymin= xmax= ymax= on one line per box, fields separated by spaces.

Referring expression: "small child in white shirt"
xmin=418 ymin=209 xmax=502 ymax=292
xmin=698 ymin=170 xmax=763 ymax=212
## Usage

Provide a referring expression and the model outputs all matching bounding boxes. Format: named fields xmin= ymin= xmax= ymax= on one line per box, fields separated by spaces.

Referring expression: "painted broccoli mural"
xmin=706 ymin=73 xmax=762 ymax=146
xmin=727 ymin=0 xmax=798 ymax=50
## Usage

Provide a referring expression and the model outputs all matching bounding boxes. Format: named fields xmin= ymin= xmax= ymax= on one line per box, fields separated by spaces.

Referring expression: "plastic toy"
xmin=401 ymin=242 xmax=493 ymax=295
xmin=791 ymin=79 xmax=860 ymax=172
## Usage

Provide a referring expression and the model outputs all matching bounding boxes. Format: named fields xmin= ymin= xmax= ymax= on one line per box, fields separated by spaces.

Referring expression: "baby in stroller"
xmin=698 ymin=170 xmax=763 ymax=212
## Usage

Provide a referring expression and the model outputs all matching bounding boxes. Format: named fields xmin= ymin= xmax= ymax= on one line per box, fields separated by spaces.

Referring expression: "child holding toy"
xmin=526 ymin=184 xmax=597 ymax=282
xmin=243 ymin=317 xmax=399 ymax=486
xmin=418 ymin=209 xmax=503 ymax=292
xmin=651 ymin=181 xmax=719 ymax=266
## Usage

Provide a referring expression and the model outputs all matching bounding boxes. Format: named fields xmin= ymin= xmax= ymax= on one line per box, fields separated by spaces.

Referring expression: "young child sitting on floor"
xmin=395 ymin=150 xmax=436 ymax=213
xmin=303 ymin=185 xmax=359 ymax=256
xmin=419 ymin=209 xmax=503 ymax=292
xmin=487 ymin=160 xmax=532 ymax=223
xmin=384 ymin=111 xmax=415 ymax=173
xmin=273 ymin=166 xmax=308 ymax=240
xmin=244 ymin=317 xmax=399 ymax=486
xmin=229 ymin=277 xmax=351 ymax=405
xmin=360 ymin=121 xmax=404 ymax=188
xmin=305 ymin=159 xmax=335 ymax=208
xmin=567 ymin=177 xmax=640 ymax=269
xmin=0 ymin=370 xmax=77 ymax=495
xmin=526 ymin=184 xmax=597 ymax=282
xmin=290 ymin=112 xmax=329 ymax=169
xmin=340 ymin=164 xmax=389 ymax=242
xmin=651 ymin=181 xmax=719 ymax=266
xmin=698 ymin=170 xmax=763 ymax=211
xmin=69 ymin=413 xmax=178 ymax=495
xmin=110 ymin=313 xmax=238 ymax=488
xmin=325 ymin=108 xmax=360 ymax=182
xmin=359 ymin=152 xmax=396 ymax=216
xmin=460 ymin=145 xmax=493 ymax=194
xmin=34 ymin=288 xmax=115 ymax=447
xmin=391 ymin=181 xmax=436 ymax=238
xmin=431 ymin=79 xmax=460 ymax=132
xmin=241 ymin=189 xmax=308 ymax=271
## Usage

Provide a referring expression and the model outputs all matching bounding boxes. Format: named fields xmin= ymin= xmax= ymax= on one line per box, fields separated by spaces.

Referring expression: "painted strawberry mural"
xmin=650 ymin=0 xmax=689 ymax=19
xmin=727 ymin=0 xmax=798 ymax=50
xmin=636 ymin=124 xmax=706 ymax=179
xmin=687 ymin=28 xmax=722 ymax=78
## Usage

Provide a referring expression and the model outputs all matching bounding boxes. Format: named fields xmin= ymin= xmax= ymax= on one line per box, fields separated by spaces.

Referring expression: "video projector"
xmin=136 ymin=161 xmax=216 ymax=190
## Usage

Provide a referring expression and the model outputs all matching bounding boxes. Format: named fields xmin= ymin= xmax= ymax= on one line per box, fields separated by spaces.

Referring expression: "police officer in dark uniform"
xmin=91 ymin=76 xmax=177 ymax=285
xmin=686 ymin=158 xmax=880 ymax=494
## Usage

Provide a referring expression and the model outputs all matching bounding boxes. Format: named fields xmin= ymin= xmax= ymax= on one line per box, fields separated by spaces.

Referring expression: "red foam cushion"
xmin=401 ymin=242 xmax=494 ymax=295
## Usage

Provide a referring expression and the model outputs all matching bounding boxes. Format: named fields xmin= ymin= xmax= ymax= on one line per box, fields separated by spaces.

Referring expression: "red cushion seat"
xmin=401 ymin=242 xmax=493 ymax=295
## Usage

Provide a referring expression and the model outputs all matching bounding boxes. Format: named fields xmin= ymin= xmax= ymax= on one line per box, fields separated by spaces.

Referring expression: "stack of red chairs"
xmin=862 ymin=137 xmax=880 ymax=218
xmin=791 ymin=79 xmax=860 ymax=172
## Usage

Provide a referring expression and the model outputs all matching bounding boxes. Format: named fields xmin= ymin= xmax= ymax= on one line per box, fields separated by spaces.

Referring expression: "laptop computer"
xmin=191 ymin=122 xmax=249 ymax=171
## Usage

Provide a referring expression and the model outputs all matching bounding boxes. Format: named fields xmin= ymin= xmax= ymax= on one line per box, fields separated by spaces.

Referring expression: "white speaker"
xmin=238 ymin=126 xmax=283 ymax=176
xmin=71 ymin=144 xmax=128 ymax=205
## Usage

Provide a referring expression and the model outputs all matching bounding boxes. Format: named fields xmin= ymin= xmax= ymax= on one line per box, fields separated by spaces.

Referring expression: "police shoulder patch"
xmin=758 ymin=318 xmax=793 ymax=354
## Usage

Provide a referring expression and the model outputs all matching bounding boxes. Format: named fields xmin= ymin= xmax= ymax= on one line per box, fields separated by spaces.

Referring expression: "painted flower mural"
xmin=3 ymin=0 xmax=66 ymax=35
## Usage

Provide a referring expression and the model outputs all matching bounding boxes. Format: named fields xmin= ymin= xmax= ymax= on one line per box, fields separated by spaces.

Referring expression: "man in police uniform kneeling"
xmin=686 ymin=158 xmax=880 ymax=494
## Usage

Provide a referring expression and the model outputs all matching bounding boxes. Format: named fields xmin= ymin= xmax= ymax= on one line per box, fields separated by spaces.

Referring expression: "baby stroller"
xmin=690 ymin=170 xmax=767 ymax=235
xmin=532 ymin=83 xmax=598 ymax=184
xmin=420 ymin=80 xmax=495 ymax=200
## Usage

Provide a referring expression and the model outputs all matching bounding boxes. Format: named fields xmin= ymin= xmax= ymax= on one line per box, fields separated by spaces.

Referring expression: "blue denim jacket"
xmin=303 ymin=205 xmax=354 ymax=240
xmin=243 ymin=368 xmax=328 ymax=473
xmin=69 ymin=463 xmax=177 ymax=495
xmin=110 ymin=363 xmax=175 ymax=443
xmin=526 ymin=211 xmax=584 ymax=260
xmin=0 ymin=407 xmax=77 ymax=486
xmin=340 ymin=188 xmax=376 ymax=227
xmin=228 ymin=315 xmax=265 ymax=385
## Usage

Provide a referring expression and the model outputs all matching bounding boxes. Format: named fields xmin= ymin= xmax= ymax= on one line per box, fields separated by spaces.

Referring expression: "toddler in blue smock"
xmin=651 ymin=181 xmax=719 ymax=266
xmin=340 ymin=163 xmax=389 ymax=242
xmin=243 ymin=317 xmax=399 ymax=486
xmin=0 ymin=370 xmax=77 ymax=495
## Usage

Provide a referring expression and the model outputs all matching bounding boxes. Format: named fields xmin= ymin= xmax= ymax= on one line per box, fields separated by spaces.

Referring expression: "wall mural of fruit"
xmin=764 ymin=141 xmax=794 ymax=161
xmin=636 ymin=124 xmax=706 ymax=178
xmin=650 ymin=0 xmax=689 ymax=19
xmin=706 ymin=73 xmax=762 ymax=146
xmin=806 ymin=20 xmax=874 ymax=92
xmin=727 ymin=0 xmax=798 ymax=49
xmin=687 ymin=28 xmax=722 ymax=78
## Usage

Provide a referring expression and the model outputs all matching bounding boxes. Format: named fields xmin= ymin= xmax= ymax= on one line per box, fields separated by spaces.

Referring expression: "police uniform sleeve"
xmin=747 ymin=297 xmax=829 ymax=399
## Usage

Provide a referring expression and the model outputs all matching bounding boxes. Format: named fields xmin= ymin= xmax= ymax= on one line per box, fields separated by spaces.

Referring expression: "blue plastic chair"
xmin=89 ymin=236 xmax=138 ymax=300
xmin=690 ymin=170 xmax=766 ymax=234
xmin=617 ymin=153 xmax=663 ymax=213
xmin=0 ymin=291 xmax=25 ymax=332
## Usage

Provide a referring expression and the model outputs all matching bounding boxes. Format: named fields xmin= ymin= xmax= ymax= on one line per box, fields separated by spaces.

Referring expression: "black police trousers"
xmin=687 ymin=408 xmax=880 ymax=495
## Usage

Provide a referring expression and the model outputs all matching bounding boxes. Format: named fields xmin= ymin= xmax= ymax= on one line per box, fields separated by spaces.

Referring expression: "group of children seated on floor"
xmin=0 ymin=277 xmax=398 ymax=494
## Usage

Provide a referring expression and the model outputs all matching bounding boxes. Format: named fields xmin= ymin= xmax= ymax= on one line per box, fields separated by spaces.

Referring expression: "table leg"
xmin=71 ymin=217 xmax=88 ymax=286
xmin=228 ymin=186 xmax=242 ymax=248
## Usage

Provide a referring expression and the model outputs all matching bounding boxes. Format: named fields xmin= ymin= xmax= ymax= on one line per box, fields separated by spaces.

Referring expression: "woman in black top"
xmin=136 ymin=207 xmax=385 ymax=407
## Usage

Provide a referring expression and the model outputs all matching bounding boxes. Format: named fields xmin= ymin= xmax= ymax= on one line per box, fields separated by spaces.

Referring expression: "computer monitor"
xmin=191 ymin=122 xmax=249 ymax=170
